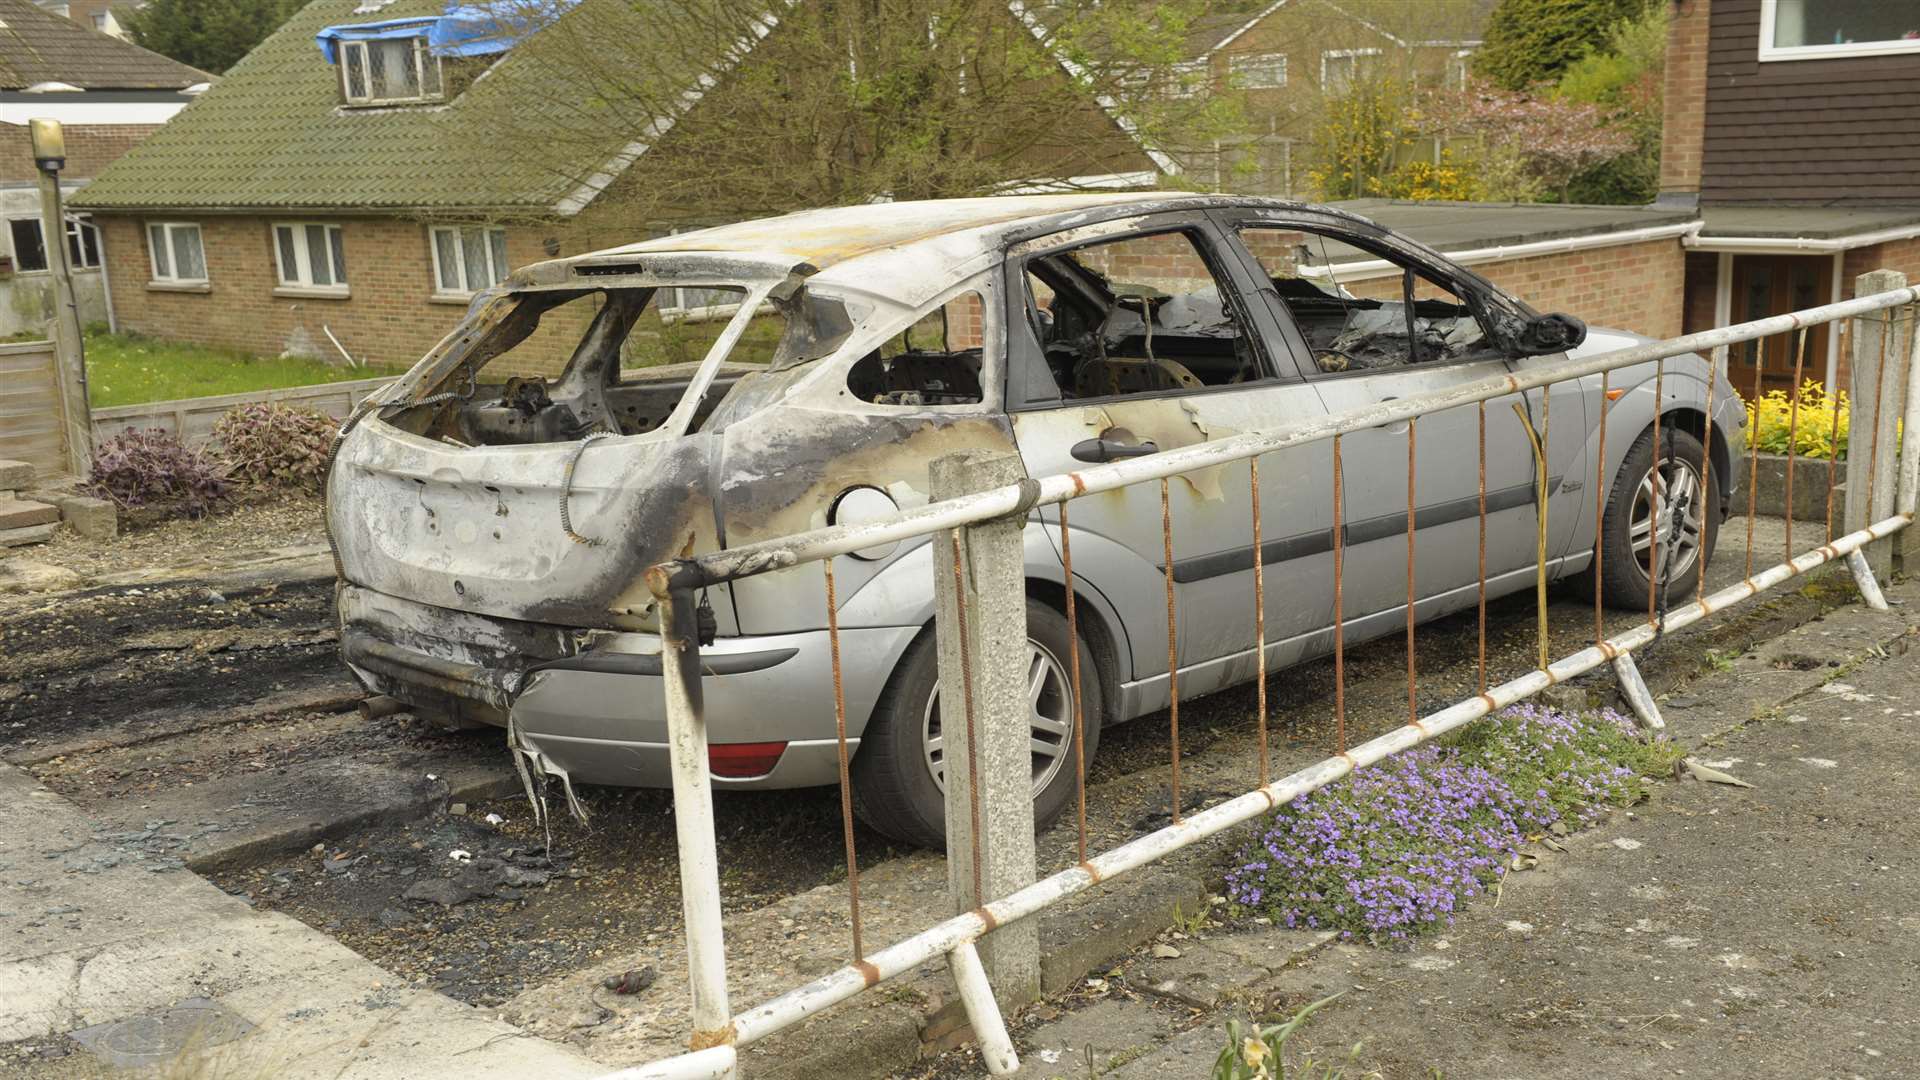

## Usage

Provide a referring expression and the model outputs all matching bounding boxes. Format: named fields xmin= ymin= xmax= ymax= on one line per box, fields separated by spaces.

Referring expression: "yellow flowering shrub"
xmin=1746 ymin=380 xmax=1848 ymax=460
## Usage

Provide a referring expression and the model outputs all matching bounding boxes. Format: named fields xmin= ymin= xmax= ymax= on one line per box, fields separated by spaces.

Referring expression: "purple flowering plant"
xmin=1226 ymin=704 xmax=1677 ymax=944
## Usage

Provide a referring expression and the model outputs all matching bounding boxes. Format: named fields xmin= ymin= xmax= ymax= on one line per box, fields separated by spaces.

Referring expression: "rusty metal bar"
xmin=1536 ymin=387 xmax=1551 ymax=667
xmin=1476 ymin=401 xmax=1488 ymax=694
xmin=1059 ymin=500 xmax=1089 ymax=866
xmin=1595 ymin=370 xmax=1609 ymax=647
xmin=1249 ymin=456 xmax=1270 ymax=788
xmin=1405 ymin=416 xmax=1418 ymax=724
xmin=1649 ymin=359 xmax=1664 ymax=629
xmin=1785 ymin=329 xmax=1807 ymax=558
xmin=947 ymin=541 xmax=986 ymax=907
xmin=1160 ymin=478 xmax=1181 ymax=824
xmin=1746 ymin=342 xmax=1765 ymax=582
xmin=1332 ymin=434 xmax=1346 ymax=753
xmin=1828 ymin=370 xmax=1843 ymax=542
xmin=1696 ymin=349 xmax=1720 ymax=601
xmin=823 ymin=562 xmax=863 ymax=961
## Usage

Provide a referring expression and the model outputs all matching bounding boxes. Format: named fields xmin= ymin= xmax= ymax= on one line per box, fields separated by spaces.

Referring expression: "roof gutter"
xmin=1303 ymin=219 xmax=1701 ymax=282
xmin=1685 ymin=220 xmax=1920 ymax=254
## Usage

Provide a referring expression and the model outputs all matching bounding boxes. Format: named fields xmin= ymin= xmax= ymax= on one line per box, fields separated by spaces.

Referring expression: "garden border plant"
xmin=85 ymin=401 xmax=341 ymax=522
xmin=1226 ymin=703 xmax=1681 ymax=944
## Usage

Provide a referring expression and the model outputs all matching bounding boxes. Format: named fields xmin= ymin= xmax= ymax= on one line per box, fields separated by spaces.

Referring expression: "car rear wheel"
xmin=851 ymin=599 xmax=1102 ymax=849
xmin=1578 ymin=425 xmax=1718 ymax=610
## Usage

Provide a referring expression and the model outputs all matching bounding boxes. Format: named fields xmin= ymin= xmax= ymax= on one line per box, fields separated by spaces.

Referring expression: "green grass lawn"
xmin=77 ymin=329 xmax=406 ymax=409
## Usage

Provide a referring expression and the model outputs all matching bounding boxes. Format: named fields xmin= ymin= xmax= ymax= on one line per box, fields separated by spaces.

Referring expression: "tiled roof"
xmin=71 ymin=0 xmax=635 ymax=213
xmin=0 ymin=0 xmax=209 ymax=90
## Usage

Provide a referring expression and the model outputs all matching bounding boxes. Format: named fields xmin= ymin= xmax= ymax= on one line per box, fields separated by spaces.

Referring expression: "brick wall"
xmin=93 ymin=214 xmax=551 ymax=371
xmin=0 ymin=123 xmax=162 ymax=184
xmin=1659 ymin=0 xmax=1710 ymax=199
xmin=1351 ymin=238 xmax=1687 ymax=340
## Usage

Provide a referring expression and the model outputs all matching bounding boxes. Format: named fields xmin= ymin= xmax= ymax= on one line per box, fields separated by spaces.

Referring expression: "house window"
xmin=1165 ymin=59 xmax=1210 ymax=99
xmin=340 ymin=36 xmax=444 ymax=105
xmin=273 ymin=223 xmax=347 ymax=290
xmin=1760 ymin=0 xmax=1920 ymax=61
xmin=430 ymin=225 xmax=509 ymax=295
xmin=1321 ymin=48 xmax=1381 ymax=94
xmin=1228 ymin=52 xmax=1287 ymax=89
xmin=148 ymin=222 xmax=207 ymax=283
xmin=8 ymin=219 xmax=48 ymax=272
xmin=12 ymin=218 xmax=102 ymax=271
xmin=66 ymin=219 xmax=101 ymax=269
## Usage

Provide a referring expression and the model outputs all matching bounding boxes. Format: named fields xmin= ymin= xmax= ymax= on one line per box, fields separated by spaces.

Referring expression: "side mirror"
xmin=1519 ymin=313 xmax=1587 ymax=355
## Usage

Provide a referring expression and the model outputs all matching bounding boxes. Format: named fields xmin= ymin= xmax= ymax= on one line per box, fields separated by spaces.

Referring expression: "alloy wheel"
xmin=922 ymin=638 xmax=1075 ymax=798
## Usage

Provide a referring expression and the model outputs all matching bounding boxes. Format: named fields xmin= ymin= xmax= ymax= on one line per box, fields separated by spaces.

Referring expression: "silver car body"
xmin=328 ymin=194 xmax=1744 ymax=793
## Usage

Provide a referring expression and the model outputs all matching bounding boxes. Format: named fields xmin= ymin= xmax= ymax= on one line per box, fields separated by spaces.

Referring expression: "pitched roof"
xmin=0 ymin=0 xmax=209 ymax=90
xmin=76 ymin=0 xmax=1170 ymax=216
xmin=71 ymin=0 xmax=636 ymax=213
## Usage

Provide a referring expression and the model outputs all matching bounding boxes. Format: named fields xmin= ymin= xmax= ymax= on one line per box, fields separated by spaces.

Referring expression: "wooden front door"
xmin=1728 ymin=254 xmax=1831 ymax=397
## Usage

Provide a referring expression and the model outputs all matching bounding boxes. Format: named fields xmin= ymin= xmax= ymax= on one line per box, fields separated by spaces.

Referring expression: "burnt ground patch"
xmin=205 ymin=783 xmax=909 ymax=1008
xmin=0 ymin=576 xmax=348 ymax=752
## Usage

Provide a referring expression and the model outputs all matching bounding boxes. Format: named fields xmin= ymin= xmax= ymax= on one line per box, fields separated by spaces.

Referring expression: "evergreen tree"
xmin=1471 ymin=0 xmax=1650 ymax=90
xmin=124 ymin=0 xmax=305 ymax=75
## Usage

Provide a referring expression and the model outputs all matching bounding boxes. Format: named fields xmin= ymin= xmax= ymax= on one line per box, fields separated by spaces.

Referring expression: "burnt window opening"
xmin=386 ymin=284 xmax=787 ymax=447
xmin=1237 ymin=225 xmax=1500 ymax=375
xmin=1018 ymin=229 xmax=1263 ymax=403
xmin=847 ymin=291 xmax=986 ymax=407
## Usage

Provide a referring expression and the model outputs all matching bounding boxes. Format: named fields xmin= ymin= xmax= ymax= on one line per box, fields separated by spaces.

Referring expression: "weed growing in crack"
xmin=1226 ymin=705 xmax=1679 ymax=944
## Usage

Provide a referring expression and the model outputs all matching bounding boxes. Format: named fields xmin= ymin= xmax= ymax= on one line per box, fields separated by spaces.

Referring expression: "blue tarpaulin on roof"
xmin=315 ymin=1 xmax=581 ymax=63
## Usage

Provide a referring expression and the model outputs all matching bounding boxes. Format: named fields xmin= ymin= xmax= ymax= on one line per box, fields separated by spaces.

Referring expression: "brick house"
xmin=1665 ymin=0 xmax=1920 ymax=394
xmin=0 ymin=0 xmax=207 ymax=336
xmin=70 ymin=0 xmax=1164 ymax=374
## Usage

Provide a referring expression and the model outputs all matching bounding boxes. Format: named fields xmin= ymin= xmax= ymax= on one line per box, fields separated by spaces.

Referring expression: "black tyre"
xmin=851 ymin=599 xmax=1102 ymax=849
xmin=1576 ymin=425 xmax=1718 ymax=610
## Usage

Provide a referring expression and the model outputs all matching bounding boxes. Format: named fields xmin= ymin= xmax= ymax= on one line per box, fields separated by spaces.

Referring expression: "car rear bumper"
xmin=338 ymin=586 xmax=921 ymax=790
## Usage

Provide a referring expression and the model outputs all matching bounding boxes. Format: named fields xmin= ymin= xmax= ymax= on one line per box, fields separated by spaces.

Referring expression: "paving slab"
xmin=0 ymin=763 xmax=600 ymax=1079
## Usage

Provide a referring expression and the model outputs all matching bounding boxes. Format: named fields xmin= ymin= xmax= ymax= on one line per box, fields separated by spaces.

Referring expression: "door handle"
xmin=1070 ymin=437 xmax=1160 ymax=463
xmin=1373 ymin=396 xmax=1409 ymax=433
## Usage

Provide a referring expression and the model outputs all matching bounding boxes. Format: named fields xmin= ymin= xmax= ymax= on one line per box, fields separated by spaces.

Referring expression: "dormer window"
xmin=340 ymin=35 xmax=443 ymax=105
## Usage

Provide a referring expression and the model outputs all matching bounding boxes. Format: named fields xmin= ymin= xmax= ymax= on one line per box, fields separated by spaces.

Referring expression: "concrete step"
xmin=0 ymin=497 xmax=59 ymax=530
xmin=0 ymin=522 xmax=56 ymax=547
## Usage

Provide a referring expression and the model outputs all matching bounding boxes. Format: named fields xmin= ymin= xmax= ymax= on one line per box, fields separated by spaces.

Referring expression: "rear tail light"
xmin=707 ymin=741 xmax=787 ymax=779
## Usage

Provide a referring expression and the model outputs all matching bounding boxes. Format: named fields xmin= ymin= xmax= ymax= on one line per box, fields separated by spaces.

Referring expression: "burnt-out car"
xmin=328 ymin=193 xmax=1742 ymax=846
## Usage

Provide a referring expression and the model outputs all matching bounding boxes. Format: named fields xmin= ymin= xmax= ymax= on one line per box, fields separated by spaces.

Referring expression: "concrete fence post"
xmin=929 ymin=449 xmax=1041 ymax=1009
xmin=1843 ymin=270 xmax=1911 ymax=580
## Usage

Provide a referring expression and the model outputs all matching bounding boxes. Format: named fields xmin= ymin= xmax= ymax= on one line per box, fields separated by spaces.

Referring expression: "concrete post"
xmin=1843 ymin=271 xmax=1911 ymax=580
xmin=929 ymin=448 xmax=1040 ymax=1008
xmin=1895 ymin=294 xmax=1920 ymax=576
xmin=33 ymin=134 xmax=93 ymax=479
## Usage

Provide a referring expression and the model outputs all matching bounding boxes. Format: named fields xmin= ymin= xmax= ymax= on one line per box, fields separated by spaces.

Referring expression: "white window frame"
xmin=1758 ymin=0 xmax=1920 ymax=62
xmin=1228 ymin=51 xmax=1288 ymax=89
xmin=428 ymin=225 xmax=509 ymax=297
xmin=339 ymin=35 xmax=445 ymax=105
xmin=147 ymin=221 xmax=207 ymax=285
xmin=65 ymin=218 xmax=101 ymax=270
xmin=272 ymin=222 xmax=348 ymax=293
xmin=1320 ymin=47 xmax=1382 ymax=92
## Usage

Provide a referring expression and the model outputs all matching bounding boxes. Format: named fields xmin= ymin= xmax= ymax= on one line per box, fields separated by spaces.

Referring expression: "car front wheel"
xmin=851 ymin=599 xmax=1101 ymax=849
xmin=1581 ymin=425 xmax=1718 ymax=610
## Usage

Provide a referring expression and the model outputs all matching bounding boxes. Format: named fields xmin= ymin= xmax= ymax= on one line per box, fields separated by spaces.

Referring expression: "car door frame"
xmin=1204 ymin=206 xmax=1587 ymax=648
xmin=993 ymin=208 xmax=1340 ymax=717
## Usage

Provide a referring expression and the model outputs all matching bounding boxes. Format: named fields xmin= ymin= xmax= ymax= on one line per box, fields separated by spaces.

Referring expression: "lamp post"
xmin=31 ymin=118 xmax=93 ymax=478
